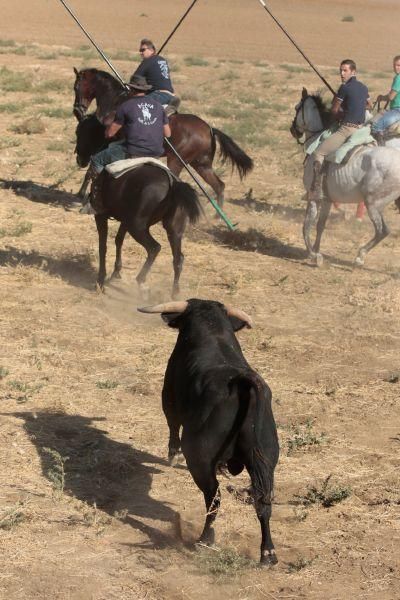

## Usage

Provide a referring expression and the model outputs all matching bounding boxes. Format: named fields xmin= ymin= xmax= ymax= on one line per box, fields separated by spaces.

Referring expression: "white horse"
xmin=290 ymin=88 xmax=400 ymax=266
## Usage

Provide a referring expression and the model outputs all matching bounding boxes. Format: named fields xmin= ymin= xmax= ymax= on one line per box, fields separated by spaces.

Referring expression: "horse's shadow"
xmin=10 ymin=411 xmax=177 ymax=549
xmin=207 ymin=225 xmax=308 ymax=261
xmin=0 ymin=178 xmax=79 ymax=209
xmin=230 ymin=192 xmax=305 ymax=223
xmin=0 ymin=246 xmax=96 ymax=290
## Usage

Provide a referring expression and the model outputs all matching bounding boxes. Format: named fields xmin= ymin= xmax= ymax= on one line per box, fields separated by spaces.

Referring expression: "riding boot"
xmin=309 ymin=160 xmax=324 ymax=201
xmin=79 ymin=164 xmax=103 ymax=215
xmin=372 ymin=131 xmax=385 ymax=146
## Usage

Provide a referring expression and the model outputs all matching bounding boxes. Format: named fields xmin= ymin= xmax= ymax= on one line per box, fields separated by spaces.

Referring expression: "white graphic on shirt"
xmin=158 ymin=60 xmax=170 ymax=80
xmin=138 ymin=102 xmax=157 ymax=126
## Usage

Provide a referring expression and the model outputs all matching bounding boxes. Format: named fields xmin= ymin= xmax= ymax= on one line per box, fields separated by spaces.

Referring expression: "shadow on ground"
xmin=0 ymin=178 xmax=79 ymax=210
xmin=11 ymin=411 xmax=177 ymax=549
xmin=208 ymin=225 xmax=308 ymax=261
xmin=0 ymin=246 xmax=96 ymax=290
xmin=229 ymin=192 xmax=305 ymax=223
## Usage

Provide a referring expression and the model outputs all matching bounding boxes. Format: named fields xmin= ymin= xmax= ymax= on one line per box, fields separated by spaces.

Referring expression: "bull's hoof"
xmin=197 ymin=528 xmax=215 ymax=547
xmin=260 ymin=551 xmax=278 ymax=567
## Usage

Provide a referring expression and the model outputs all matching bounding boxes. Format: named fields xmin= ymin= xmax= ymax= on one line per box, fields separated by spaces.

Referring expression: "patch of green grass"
xmin=184 ymin=56 xmax=209 ymax=67
xmin=371 ymin=71 xmax=389 ymax=79
xmin=0 ymin=221 xmax=33 ymax=238
xmin=0 ymin=66 xmax=32 ymax=92
xmin=109 ymin=49 xmax=133 ymax=61
xmin=342 ymin=15 xmax=354 ymax=22
xmin=0 ymin=137 xmax=21 ymax=149
xmin=39 ymin=52 xmax=58 ymax=60
xmin=96 ymin=380 xmax=119 ymax=390
xmin=0 ymin=503 xmax=26 ymax=530
xmin=0 ymin=39 xmax=16 ymax=47
xmin=208 ymin=105 xmax=232 ymax=119
xmin=42 ymin=448 xmax=68 ymax=495
xmin=197 ymin=546 xmax=256 ymax=580
xmin=41 ymin=107 xmax=71 ymax=119
xmin=180 ymin=89 xmax=201 ymax=102
xmin=33 ymin=78 xmax=68 ymax=93
xmin=0 ymin=367 xmax=9 ymax=379
xmin=11 ymin=117 xmax=45 ymax=134
xmin=219 ymin=70 xmax=239 ymax=81
xmin=0 ymin=102 xmax=25 ymax=113
xmin=47 ymin=140 xmax=70 ymax=152
xmin=13 ymin=46 xmax=27 ymax=56
xmin=33 ymin=95 xmax=53 ymax=105
xmin=295 ymin=475 xmax=351 ymax=508
xmin=287 ymin=557 xmax=313 ymax=572
xmin=280 ymin=63 xmax=308 ymax=73
xmin=286 ymin=419 xmax=326 ymax=454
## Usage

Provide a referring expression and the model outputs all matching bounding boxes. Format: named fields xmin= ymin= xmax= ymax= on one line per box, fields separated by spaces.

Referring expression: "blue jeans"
xmin=146 ymin=90 xmax=174 ymax=105
xmin=91 ymin=141 xmax=127 ymax=173
xmin=371 ymin=108 xmax=400 ymax=133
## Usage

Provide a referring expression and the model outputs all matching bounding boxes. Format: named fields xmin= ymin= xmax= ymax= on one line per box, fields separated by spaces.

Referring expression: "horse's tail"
xmin=170 ymin=180 xmax=203 ymax=224
xmin=212 ymin=128 xmax=254 ymax=180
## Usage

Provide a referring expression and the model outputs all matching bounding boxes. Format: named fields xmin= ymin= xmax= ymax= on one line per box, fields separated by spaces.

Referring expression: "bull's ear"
xmin=161 ymin=312 xmax=182 ymax=328
xmin=229 ymin=316 xmax=252 ymax=332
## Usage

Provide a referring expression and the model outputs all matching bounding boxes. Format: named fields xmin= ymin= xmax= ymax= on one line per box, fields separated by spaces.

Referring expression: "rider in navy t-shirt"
xmin=130 ymin=38 xmax=178 ymax=108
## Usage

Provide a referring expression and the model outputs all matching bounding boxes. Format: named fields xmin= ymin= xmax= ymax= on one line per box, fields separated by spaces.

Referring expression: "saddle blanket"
xmin=105 ymin=157 xmax=177 ymax=184
xmin=306 ymin=124 xmax=375 ymax=164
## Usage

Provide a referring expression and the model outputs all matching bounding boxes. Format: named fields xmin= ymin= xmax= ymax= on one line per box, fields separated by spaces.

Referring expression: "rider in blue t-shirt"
xmin=81 ymin=75 xmax=171 ymax=214
xmin=371 ymin=55 xmax=400 ymax=145
xmin=130 ymin=38 xmax=180 ymax=114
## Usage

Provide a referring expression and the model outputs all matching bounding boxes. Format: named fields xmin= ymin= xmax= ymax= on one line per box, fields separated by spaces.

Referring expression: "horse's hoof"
xmin=354 ymin=256 xmax=364 ymax=267
xmin=315 ymin=253 xmax=324 ymax=267
xmin=110 ymin=270 xmax=122 ymax=280
xmin=168 ymin=451 xmax=184 ymax=466
xmin=196 ymin=529 xmax=215 ymax=547
xmin=260 ymin=551 xmax=278 ymax=567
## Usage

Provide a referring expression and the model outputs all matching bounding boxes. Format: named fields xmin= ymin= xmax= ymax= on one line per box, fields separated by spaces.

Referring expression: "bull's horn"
xmin=225 ymin=305 xmax=253 ymax=329
xmin=138 ymin=301 xmax=188 ymax=314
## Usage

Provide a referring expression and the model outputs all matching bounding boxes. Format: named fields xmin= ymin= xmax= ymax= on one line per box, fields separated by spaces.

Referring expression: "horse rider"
xmin=81 ymin=75 xmax=171 ymax=214
xmin=130 ymin=38 xmax=180 ymax=115
xmin=309 ymin=59 xmax=371 ymax=201
xmin=371 ymin=55 xmax=400 ymax=146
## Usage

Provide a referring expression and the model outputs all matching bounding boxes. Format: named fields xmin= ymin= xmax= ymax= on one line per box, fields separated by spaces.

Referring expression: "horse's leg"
xmin=303 ymin=199 xmax=319 ymax=262
xmin=111 ymin=224 xmax=127 ymax=279
xmin=191 ymin=161 xmax=225 ymax=208
xmin=163 ymin=208 xmax=187 ymax=299
xmin=355 ymin=202 xmax=390 ymax=266
xmin=312 ymin=198 xmax=332 ymax=266
xmin=77 ymin=169 xmax=91 ymax=200
xmin=95 ymin=214 xmax=108 ymax=290
xmin=126 ymin=224 xmax=161 ymax=296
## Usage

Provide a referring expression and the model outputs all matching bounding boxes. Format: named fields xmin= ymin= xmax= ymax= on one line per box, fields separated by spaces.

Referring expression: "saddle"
xmin=105 ymin=156 xmax=177 ymax=184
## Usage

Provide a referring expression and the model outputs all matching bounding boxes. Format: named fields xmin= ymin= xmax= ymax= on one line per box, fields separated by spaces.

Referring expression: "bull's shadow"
xmin=11 ymin=411 xmax=176 ymax=548
xmin=0 ymin=178 xmax=79 ymax=210
xmin=0 ymin=246 xmax=96 ymax=290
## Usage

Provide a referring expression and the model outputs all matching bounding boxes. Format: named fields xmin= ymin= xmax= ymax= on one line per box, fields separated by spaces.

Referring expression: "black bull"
xmin=139 ymin=299 xmax=279 ymax=565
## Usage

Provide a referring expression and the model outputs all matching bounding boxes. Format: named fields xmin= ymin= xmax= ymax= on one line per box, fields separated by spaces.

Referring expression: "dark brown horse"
xmin=92 ymin=164 xmax=201 ymax=298
xmin=73 ymin=67 xmax=253 ymax=206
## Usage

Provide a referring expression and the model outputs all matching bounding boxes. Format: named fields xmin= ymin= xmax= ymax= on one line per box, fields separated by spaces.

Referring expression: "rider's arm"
xmin=377 ymin=89 xmax=397 ymax=103
xmin=331 ymin=96 xmax=343 ymax=121
xmin=105 ymin=122 xmax=122 ymax=138
xmin=163 ymin=123 xmax=171 ymax=138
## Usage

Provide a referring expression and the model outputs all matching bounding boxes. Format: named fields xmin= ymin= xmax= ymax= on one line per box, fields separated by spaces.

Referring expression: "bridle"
xmin=290 ymin=95 xmax=324 ymax=146
xmin=73 ymin=71 xmax=96 ymax=121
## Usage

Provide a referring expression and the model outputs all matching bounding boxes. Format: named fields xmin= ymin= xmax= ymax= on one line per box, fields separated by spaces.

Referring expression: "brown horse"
xmin=73 ymin=67 xmax=253 ymax=206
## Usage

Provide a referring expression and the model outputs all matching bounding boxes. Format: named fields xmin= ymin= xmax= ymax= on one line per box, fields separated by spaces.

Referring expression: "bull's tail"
xmin=212 ymin=128 xmax=254 ymax=180
xmin=170 ymin=180 xmax=203 ymax=224
xmin=233 ymin=375 xmax=278 ymax=506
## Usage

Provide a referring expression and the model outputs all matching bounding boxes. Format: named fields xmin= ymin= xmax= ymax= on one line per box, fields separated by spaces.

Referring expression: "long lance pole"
xmin=158 ymin=0 xmax=200 ymax=55
xmin=57 ymin=0 xmax=235 ymax=230
xmin=257 ymin=0 xmax=336 ymax=96
xmin=58 ymin=0 xmax=128 ymax=89
xmin=164 ymin=138 xmax=235 ymax=230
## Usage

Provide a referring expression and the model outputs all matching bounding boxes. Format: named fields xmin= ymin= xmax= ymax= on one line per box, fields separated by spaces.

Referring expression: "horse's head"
xmin=73 ymin=67 xmax=98 ymax=122
xmin=75 ymin=113 xmax=106 ymax=168
xmin=290 ymin=87 xmax=327 ymax=142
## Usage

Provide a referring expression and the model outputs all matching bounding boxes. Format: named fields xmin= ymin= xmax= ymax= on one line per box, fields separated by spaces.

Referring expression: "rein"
xmin=292 ymin=95 xmax=324 ymax=146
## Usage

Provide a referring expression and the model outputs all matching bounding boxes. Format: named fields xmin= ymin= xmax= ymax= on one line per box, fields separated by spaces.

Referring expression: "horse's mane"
xmin=310 ymin=94 xmax=332 ymax=128
xmin=91 ymin=68 xmax=125 ymax=93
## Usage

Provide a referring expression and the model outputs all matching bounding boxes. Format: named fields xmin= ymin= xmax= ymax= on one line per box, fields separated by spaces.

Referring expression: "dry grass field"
xmin=0 ymin=1 xmax=399 ymax=599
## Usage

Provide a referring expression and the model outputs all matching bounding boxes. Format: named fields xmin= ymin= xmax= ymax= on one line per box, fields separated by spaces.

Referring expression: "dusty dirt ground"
xmin=0 ymin=2 xmax=399 ymax=599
